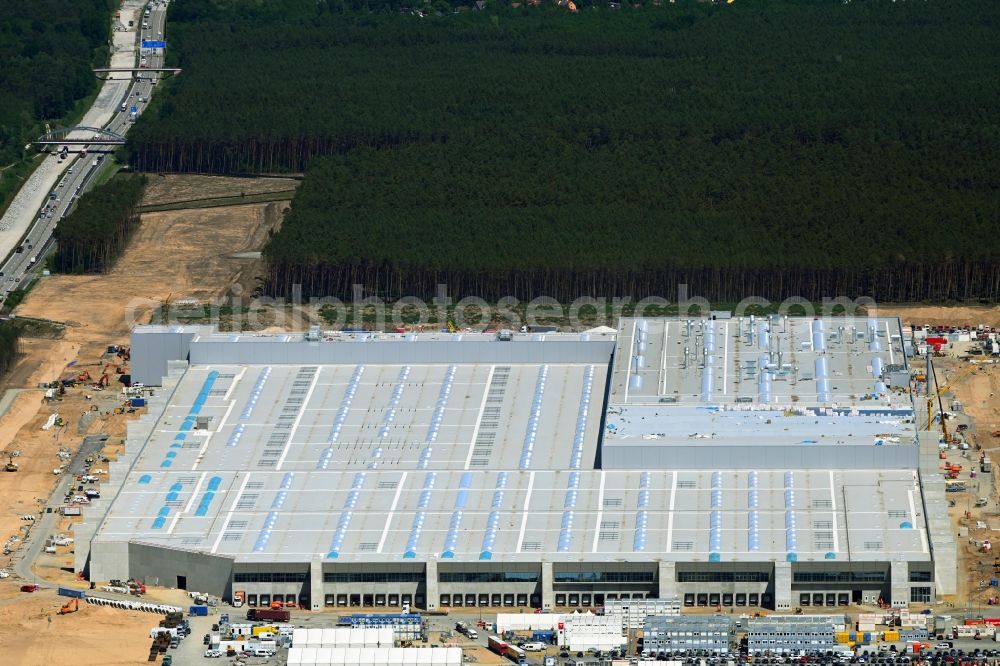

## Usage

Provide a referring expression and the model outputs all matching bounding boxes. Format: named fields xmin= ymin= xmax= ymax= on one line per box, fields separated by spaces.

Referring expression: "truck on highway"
xmin=245 ymin=608 xmax=290 ymax=622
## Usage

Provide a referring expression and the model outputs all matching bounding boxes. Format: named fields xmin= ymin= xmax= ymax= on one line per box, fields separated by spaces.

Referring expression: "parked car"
xmin=204 ymin=650 xmax=222 ymax=658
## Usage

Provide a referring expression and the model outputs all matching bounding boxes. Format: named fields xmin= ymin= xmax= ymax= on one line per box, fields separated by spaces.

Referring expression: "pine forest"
xmin=127 ymin=0 xmax=1000 ymax=302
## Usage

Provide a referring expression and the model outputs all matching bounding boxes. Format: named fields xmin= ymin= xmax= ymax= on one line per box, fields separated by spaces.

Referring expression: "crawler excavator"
xmin=2 ymin=450 xmax=17 ymax=473
xmin=58 ymin=598 xmax=79 ymax=614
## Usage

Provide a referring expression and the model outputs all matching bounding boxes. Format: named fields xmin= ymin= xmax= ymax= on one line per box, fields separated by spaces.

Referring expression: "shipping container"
xmin=189 ymin=605 xmax=209 ymax=616
xmin=287 ymin=646 xmax=461 ymax=666
xmin=292 ymin=627 xmax=394 ymax=648
xmin=57 ymin=587 xmax=86 ymax=599
xmin=247 ymin=608 xmax=290 ymax=622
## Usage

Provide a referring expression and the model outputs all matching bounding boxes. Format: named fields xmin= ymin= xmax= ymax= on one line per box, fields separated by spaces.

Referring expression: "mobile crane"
xmin=925 ymin=357 xmax=979 ymax=443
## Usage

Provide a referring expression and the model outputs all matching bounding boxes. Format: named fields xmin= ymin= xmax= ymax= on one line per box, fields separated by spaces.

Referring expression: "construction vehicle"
xmin=77 ymin=370 xmax=91 ymax=383
xmin=3 ymin=450 xmax=18 ymax=472
xmin=925 ymin=358 xmax=979 ymax=442
xmin=95 ymin=373 xmax=110 ymax=389
xmin=59 ymin=598 xmax=80 ymax=614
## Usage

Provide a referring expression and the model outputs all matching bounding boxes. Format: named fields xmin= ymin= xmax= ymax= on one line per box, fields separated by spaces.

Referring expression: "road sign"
xmin=130 ymin=106 xmax=138 ymax=114
xmin=141 ymin=40 xmax=166 ymax=49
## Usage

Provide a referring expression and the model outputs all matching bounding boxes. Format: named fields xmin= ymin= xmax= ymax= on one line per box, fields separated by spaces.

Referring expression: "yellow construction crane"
xmin=925 ymin=359 xmax=979 ymax=442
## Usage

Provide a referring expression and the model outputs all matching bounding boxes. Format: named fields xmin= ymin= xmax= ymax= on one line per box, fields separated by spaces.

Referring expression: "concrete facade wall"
xmin=93 ymin=542 xmax=934 ymax=611
xmin=128 ymin=542 xmax=235 ymax=596
xmin=131 ymin=328 xmax=209 ymax=385
xmin=603 ymin=443 xmax=919 ymax=470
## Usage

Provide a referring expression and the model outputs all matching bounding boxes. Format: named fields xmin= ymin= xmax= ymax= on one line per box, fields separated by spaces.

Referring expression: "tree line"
xmin=263 ymin=140 xmax=1000 ymax=302
xmin=53 ymin=174 xmax=147 ymax=274
xmin=0 ymin=321 xmax=22 ymax=380
xmin=0 ymin=0 xmax=116 ymax=209
xmin=129 ymin=0 xmax=1000 ymax=302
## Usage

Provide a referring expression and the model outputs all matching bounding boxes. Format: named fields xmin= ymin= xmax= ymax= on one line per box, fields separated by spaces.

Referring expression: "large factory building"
xmin=77 ymin=316 xmax=953 ymax=611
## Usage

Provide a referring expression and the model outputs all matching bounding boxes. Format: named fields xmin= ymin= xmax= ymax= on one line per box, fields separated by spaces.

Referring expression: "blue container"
xmin=57 ymin=587 xmax=86 ymax=599
xmin=131 ymin=398 xmax=146 ymax=407
xmin=189 ymin=605 xmax=209 ymax=616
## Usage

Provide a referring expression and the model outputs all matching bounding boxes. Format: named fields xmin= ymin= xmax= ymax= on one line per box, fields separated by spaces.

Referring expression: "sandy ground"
xmin=17 ymin=200 xmax=286 ymax=335
xmin=142 ymin=173 xmax=300 ymax=205
xmin=0 ymin=589 xmax=155 ymax=666
xmin=878 ymin=304 xmax=1000 ymax=329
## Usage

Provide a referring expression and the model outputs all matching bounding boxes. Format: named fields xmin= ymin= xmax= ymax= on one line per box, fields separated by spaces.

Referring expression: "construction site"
xmin=0 ymin=178 xmax=999 ymax=663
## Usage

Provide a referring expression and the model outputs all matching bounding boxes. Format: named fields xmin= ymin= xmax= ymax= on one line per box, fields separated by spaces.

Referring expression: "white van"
xmin=252 ymin=648 xmax=275 ymax=657
xmin=523 ymin=642 xmax=546 ymax=652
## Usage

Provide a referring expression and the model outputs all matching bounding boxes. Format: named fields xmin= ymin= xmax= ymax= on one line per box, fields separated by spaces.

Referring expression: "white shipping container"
xmin=497 ymin=613 xmax=564 ymax=632
xmin=296 ymin=647 xmax=461 ymax=666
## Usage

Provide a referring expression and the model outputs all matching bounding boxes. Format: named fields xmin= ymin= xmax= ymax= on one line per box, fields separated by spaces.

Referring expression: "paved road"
xmin=11 ymin=434 xmax=110 ymax=586
xmin=0 ymin=0 xmax=170 ymax=298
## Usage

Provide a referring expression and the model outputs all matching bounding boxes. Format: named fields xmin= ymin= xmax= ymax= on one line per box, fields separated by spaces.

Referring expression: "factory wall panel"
xmin=128 ymin=542 xmax=235 ymax=597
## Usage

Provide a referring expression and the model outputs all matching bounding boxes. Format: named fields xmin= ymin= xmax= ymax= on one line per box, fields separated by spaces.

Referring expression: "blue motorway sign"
xmin=141 ymin=40 xmax=166 ymax=49
xmin=130 ymin=106 xmax=138 ymax=114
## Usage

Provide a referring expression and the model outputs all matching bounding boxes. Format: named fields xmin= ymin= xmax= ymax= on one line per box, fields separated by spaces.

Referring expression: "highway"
xmin=0 ymin=0 xmax=170 ymax=299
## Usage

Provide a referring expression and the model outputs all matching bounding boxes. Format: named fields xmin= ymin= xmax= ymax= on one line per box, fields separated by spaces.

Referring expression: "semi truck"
xmin=245 ymin=608 xmax=290 ymax=622
xmin=489 ymin=636 xmax=510 ymax=657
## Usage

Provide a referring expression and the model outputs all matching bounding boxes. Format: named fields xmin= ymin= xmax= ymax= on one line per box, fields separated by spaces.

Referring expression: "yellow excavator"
xmin=925 ymin=358 xmax=979 ymax=443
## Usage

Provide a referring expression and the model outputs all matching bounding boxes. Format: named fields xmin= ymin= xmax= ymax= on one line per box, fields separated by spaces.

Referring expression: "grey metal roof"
xmin=604 ymin=316 xmax=916 ymax=455
xmin=92 ymin=322 xmax=931 ymax=565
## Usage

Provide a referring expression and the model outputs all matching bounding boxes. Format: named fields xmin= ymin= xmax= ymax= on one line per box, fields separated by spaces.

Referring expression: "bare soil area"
xmin=142 ymin=173 xmax=299 ymax=206
xmin=0 ymin=588 xmax=154 ymax=666
xmin=16 ymin=200 xmax=287 ymax=336
xmin=878 ymin=304 xmax=1000 ymax=328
